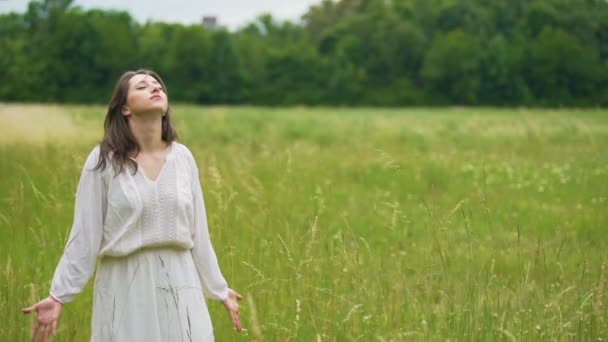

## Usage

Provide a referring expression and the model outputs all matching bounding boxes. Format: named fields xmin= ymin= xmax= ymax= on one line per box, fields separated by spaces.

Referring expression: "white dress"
xmin=48 ymin=141 xmax=229 ymax=342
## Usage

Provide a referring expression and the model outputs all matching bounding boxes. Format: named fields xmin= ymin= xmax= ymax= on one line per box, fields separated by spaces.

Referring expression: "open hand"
xmin=222 ymin=288 xmax=243 ymax=332
xmin=23 ymin=296 xmax=63 ymax=341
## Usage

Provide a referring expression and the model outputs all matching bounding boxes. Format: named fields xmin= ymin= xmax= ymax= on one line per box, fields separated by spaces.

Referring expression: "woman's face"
xmin=122 ymin=73 xmax=168 ymax=118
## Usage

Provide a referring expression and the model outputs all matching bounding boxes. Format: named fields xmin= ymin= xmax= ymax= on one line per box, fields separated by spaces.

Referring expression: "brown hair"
xmin=94 ymin=69 xmax=179 ymax=175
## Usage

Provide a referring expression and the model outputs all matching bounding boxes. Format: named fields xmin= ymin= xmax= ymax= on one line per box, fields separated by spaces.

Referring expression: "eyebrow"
xmin=135 ymin=79 xmax=161 ymax=86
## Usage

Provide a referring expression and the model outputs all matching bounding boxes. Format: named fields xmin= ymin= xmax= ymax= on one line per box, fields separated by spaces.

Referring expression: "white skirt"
xmin=91 ymin=247 xmax=214 ymax=342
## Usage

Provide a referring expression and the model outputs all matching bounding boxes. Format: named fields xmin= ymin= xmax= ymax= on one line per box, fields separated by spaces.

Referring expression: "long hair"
xmin=93 ymin=69 xmax=179 ymax=175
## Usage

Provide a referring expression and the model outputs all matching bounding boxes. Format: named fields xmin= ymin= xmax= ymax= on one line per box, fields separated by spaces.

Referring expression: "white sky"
xmin=0 ymin=0 xmax=323 ymax=30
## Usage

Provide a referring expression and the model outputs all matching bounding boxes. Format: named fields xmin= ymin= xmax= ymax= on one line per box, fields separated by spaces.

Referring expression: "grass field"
xmin=1 ymin=104 xmax=607 ymax=341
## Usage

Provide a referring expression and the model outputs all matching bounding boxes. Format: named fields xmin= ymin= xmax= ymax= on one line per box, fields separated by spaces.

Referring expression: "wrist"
xmin=219 ymin=288 xmax=230 ymax=302
xmin=48 ymin=293 xmax=64 ymax=305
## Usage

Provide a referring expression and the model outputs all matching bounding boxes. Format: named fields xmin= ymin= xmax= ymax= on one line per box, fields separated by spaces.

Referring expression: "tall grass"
xmin=1 ymin=104 xmax=607 ymax=340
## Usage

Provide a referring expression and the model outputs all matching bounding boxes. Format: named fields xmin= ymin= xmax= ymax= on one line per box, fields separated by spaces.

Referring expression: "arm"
xmin=49 ymin=146 xmax=107 ymax=303
xmin=189 ymin=157 xmax=229 ymax=301
xmin=186 ymin=148 xmax=243 ymax=332
xmin=23 ymin=146 xmax=106 ymax=341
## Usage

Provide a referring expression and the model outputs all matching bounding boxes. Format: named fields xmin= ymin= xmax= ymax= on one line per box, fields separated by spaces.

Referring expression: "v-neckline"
xmin=130 ymin=141 xmax=174 ymax=185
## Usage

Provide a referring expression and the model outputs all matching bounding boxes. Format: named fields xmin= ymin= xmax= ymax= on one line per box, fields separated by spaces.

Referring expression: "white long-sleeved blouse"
xmin=49 ymin=142 xmax=229 ymax=304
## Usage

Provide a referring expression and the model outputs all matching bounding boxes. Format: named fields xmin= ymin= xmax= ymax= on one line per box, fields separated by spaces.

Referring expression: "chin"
xmin=148 ymin=105 xmax=167 ymax=114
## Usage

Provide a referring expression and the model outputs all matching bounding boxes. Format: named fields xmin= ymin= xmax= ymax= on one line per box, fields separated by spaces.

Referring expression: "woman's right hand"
xmin=23 ymin=296 xmax=63 ymax=341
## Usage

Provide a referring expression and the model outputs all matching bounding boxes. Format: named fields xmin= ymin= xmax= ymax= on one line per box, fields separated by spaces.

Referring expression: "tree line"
xmin=1 ymin=0 xmax=607 ymax=106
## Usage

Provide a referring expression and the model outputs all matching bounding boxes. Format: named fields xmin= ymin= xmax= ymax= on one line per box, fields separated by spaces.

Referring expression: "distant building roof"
xmin=202 ymin=16 xmax=218 ymax=30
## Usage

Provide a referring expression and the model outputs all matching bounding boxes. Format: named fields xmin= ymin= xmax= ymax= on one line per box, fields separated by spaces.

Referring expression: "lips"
xmin=150 ymin=95 xmax=162 ymax=100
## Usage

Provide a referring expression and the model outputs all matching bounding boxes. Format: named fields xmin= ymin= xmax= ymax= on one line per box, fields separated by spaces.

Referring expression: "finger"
xmin=235 ymin=292 xmax=243 ymax=300
xmin=23 ymin=305 xmax=36 ymax=314
xmin=235 ymin=311 xmax=242 ymax=332
xmin=235 ymin=315 xmax=242 ymax=332
xmin=37 ymin=324 xmax=46 ymax=342
xmin=43 ymin=324 xmax=52 ymax=342
xmin=52 ymin=320 xmax=57 ymax=336
xmin=229 ymin=311 xmax=238 ymax=330
xmin=46 ymin=322 xmax=55 ymax=341
xmin=31 ymin=320 xmax=40 ymax=341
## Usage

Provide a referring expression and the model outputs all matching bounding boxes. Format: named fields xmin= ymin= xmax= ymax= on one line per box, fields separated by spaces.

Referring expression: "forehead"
xmin=129 ymin=74 xmax=159 ymax=86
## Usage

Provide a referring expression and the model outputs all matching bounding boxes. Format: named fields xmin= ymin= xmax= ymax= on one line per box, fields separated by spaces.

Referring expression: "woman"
xmin=23 ymin=69 xmax=242 ymax=341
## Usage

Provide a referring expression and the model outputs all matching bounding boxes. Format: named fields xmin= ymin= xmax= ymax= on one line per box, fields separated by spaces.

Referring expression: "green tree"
xmin=206 ymin=29 xmax=245 ymax=104
xmin=421 ymin=29 xmax=483 ymax=104
xmin=524 ymin=26 xmax=604 ymax=106
xmin=0 ymin=14 xmax=32 ymax=100
xmin=164 ymin=24 xmax=212 ymax=102
xmin=479 ymin=34 xmax=531 ymax=105
xmin=2 ymin=0 xmax=608 ymax=106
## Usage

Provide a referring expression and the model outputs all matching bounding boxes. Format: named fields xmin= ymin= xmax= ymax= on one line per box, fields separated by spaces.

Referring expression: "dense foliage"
xmin=1 ymin=0 xmax=607 ymax=106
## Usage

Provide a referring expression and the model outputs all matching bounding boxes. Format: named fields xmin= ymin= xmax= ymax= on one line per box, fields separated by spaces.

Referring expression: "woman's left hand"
xmin=222 ymin=288 xmax=243 ymax=332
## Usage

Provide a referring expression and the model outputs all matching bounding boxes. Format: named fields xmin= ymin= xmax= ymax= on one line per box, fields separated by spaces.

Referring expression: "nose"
xmin=151 ymin=84 xmax=162 ymax=93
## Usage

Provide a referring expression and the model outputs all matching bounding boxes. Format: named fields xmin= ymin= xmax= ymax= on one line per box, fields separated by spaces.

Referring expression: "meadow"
xmin=1 ymin=104 xmax=607 ymax=341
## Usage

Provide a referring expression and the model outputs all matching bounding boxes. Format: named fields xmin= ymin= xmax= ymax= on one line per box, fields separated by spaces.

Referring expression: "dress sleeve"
xmin=49 ymin=146 xmax=106 ymax=304
xmin=188 ymin=152 xmax=229 ymax=301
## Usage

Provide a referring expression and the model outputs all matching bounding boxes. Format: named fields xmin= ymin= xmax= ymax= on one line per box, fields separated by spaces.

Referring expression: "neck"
xmin=127 ymin=114 xmax=167 ymax=154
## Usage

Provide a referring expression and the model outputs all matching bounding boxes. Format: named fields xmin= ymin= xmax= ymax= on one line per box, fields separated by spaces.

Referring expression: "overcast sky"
xmin=0 ymin=0 xmax=323 ymax=29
